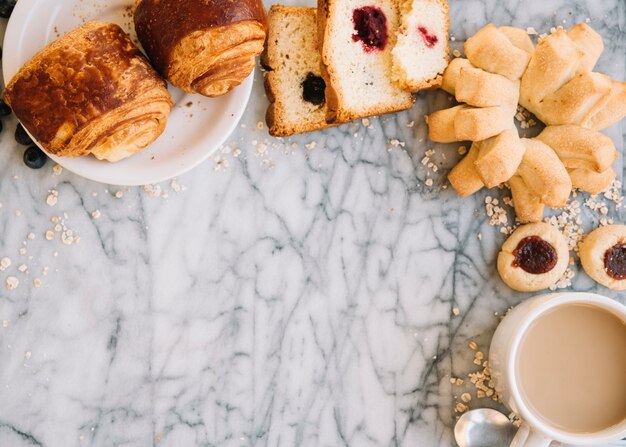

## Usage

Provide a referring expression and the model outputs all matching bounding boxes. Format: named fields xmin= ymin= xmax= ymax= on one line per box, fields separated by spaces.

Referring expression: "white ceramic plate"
xmin=2 ymin=0 xmax=253 ymax=186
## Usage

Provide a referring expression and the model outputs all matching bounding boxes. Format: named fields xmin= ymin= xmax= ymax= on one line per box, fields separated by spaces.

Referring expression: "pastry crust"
xmin=464 ymin=23 xmax=531 ymax=81
xmin=448 ymin=143 xmax=484 ymax=197
xmin=455 ymin=66 xmax=519 ymax=109
xmin=497 ymin=222 xmax=569 ymax=292
xmin=474 ymin=128 xmax=525 ymax=188
xmin=441 ymin=57 xmax=473 ymax=95
xmin=536 ymin=125 xmax=617 ymax=173
xmin=425 ymin=105 xmax=465 ymax=143
xmin=134 ymin=0 xmax=268 ymax=97
xmin=3 ymin=21 xmax=172 ymax=162
xmin=516 ymin=139 xmax=572 ymax=209
xmin=509 ymin=175 xmax=544 ymax=223
xmin=454 ymin=106 xmax=513 ymax=141
xmin=580 ymin=225 xmax=626 ymax=291
xmin=568 ymin=166 xmax=616 ymax=195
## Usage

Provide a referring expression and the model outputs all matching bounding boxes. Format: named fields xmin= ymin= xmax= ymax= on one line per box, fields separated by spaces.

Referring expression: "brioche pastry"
xmin=447 ymin=143 xmax=484 ymax=197
xmin=516 ymin=138 xmax=572 ymax=209
xmin=520 ymin=25 xmax=626 ymax=130
xmin=426 ymin=22 xmax=625 ymax=224
xmin=508 ymin=175 xmax=544 ymax=223
xmin=497 ymin=222 xmax=569 ymax=292
xmin=3 ymin=21 xmax=172 ymax=163
xmin=580 ymin=225 xmax=626 ymax=291
xmin=568 ymin=167 xmax=617 ymax=195
xmin=134 ymin=0 xmax=267 ymax=98
xmin=536 ymin=125 xmax=617 ymax=173
xmin=464 ymin=23 xmax=531 ymax=81
xmin=474 ymin=129 xmax=525 ymax=189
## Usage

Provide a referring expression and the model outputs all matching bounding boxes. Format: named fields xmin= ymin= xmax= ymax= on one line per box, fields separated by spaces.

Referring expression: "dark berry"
xmin=23 ymin=146 xmax=48 ymax=169
xmin=15 ymin=123 xmax=33 ymax=146
xmin=301 ymin=73 xmax=326 ymax=106
xmin=418 ymin=26 xmax=439 ymax=48
xmin=0 ymin=99 xmax=11 ymax=117
xmin=352 ymin=6 xmax=388 ymax=52
xmin=0 ymin=0 xmax=16 ymax=19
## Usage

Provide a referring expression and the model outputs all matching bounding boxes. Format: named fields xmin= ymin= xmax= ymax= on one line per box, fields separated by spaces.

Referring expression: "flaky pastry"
xmin=134 ymin=0 xmax=268 ymax=97
xmin=3 ymin=21 xmax=173 ymax=163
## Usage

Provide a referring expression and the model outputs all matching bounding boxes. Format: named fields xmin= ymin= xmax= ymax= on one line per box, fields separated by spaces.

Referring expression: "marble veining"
xmin=0 ymin=0 xmax=625 ymax=446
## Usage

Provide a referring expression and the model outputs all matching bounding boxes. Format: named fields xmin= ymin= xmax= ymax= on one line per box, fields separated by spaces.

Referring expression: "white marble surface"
xmin=0 ymin=0 xmax=625 ymax=446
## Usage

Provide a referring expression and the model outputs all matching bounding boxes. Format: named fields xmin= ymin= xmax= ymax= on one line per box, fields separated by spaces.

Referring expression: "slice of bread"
xmin=262 ymin=6 xmax=332 ymax=136
xmin=317 ymin=0 xmax=414 ymax=123
xmin=391 ymin=0 xmax=450 ymax=92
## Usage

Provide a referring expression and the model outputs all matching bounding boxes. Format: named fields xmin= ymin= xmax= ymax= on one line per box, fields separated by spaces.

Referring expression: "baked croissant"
xmin=3 ymin=21 xmax=173 ymax=162
xmin=134 ymin=0 xmax=268 ymax=97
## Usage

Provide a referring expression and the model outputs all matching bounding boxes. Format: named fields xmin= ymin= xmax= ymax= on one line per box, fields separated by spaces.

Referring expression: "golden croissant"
xmin=3 ymin=21 xmax=173 ymax=163
xmin=134 ymin=0 xmax=268 ymax=98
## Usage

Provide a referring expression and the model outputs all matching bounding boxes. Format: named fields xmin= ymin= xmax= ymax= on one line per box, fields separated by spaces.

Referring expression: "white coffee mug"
xmin=489 ymin=292 xmax=626 ymax=446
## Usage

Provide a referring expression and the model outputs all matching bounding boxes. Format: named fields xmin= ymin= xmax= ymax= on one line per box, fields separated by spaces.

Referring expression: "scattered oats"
xmin=550 ymin=267 xmax=575 ymax=290
xmin=425 ymin=178 xmax=434 ymax=187
xmin=475 ymin=351 xmax=484 ymax=360
xmin=51 ymin=216 xmax=59 ymax=224
xmin=585 ymin=17 xmax=591 ymax=23
xmin=458 ymin=145 xmax=467 ymax=155
xmin=256 ymin=121 xmax=265 ymax=130
xmin=468 ymin=341 xmax=478 ymax=351
xmin=549 ymin=27 xmax=557 ymax=34
xmin=0 ymin=257 xmax=11 ymax=271
xmin=91 ymin=210 xmax=101 ymax=220
xmin=114 ymin=190 xmax=124 ymax=199
xmin=52 ymin=164 xmax=63 ymax=176
xmin=452 ymin=307 xmax=460 ymax=316
xmin=61 ymin=230 xmax=76 ymax=245
xmin=305 ymin=141 xmax=317 ymax=150
xmin=170 ymin=179 xmax=185 ymax=193
xmin=455 ymin=402 xmax=468 ymax=413
xmin=46 ymin=190 xmax=59 ymax=206
xmin=526 ymin=27 xmax=538 ymax=35
xmin=361 ymin=118 xmax=371 ymax=127
xmin=455 ymin=378 xmax=464 ymax=386
xmin=477 ymin=233 xmax=482 ymax=241
xmin=2 ymin=320 xmax=7 ymax=328
xmin=476 ymin=390 xmax=486 ymax=398
xmin=54 ymin=224 xmax=63 ymax=232
xmin=255 ymin=142 xmax=268 ymax=155
xmin=143 ymin=184 xmax=162 ymax=198
xmin=406 ymin=121 xmax=415 ymax=128
xmin=18 ymin=264 xmax=27 ymax=273
xmin=461 ymin=393 xmax=472 ymax=403
xmin=603 ymin=180 xmax=623 ymax=208
xmin=449 ymin=377 xmax=457 ymax=384
xmin=452 ymin=49 xmax=462 ymax=58
xmin=19 ymin=248 xmax=27 ymax=255
xmin=390 ymin=139 xmax=405 ymax=147
xmin=24 ymin=351 xmax=31 ymax=360
xmin=33 ymin=278 xmax=42 ymax=288
xmin=6 ymin=276 xmax=19 ymax=290
xmin=45 ymin=230 xmax=55 ymax=241
xmin=232 ymin=148 xmax=242 ymax=158
xmin=15 ymin=210 xmax=22 ymax=217
xmin=421 ymin=156 xmax=430 ymax=166
xmin=450 ymin=36 xmax=456 ymax=41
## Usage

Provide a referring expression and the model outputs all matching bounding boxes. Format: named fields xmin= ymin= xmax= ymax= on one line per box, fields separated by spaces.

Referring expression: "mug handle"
xmin=510 ymin=424 xmax=552 ymax=447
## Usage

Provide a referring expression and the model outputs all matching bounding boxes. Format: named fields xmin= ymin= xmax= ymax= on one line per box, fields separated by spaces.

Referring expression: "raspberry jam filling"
xmin=352 ymin=6 xmax=388 ymax=52
xmin=418 ymin=26 xmax=438 ymax=48
xmin=301 ymin=72 xmax=326 ymax=106
xmin=512 ymin=236 xmax=558 ymax=274
xmin=604 ymin=242 xmax=626 ymax=280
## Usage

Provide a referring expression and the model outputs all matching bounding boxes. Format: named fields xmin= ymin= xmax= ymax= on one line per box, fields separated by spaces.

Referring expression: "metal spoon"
xmin=454 ymin=409 xmax=626 ymax=447
xmin=455 ymin=408 xmax=518 ymax=447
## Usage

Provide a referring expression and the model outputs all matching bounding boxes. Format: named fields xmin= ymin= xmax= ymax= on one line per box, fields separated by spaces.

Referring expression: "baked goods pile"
xmin=3 ymin=0 xmax=268 ymax=163
xmin=263 ymin=0 xmax=450 ymax=136
xmin=426 ymin=23 xmax=625 ymax=223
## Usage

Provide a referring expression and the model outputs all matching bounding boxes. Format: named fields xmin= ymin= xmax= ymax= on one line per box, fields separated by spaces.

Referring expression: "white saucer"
xmin=2 ymin=0 xmax=253 ymax=186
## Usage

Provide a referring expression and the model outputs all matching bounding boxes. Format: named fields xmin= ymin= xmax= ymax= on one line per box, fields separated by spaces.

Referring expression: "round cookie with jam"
xmin=579 ymin=224 xmax=626 ymax=290
xmin=497 ymin=222 xmax=569 ymax=292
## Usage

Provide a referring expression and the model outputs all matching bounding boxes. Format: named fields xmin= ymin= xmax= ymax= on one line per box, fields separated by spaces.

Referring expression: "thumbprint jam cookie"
xmin=580 ymin=224 xmax=626 ymax=291
xmin=497 ymin=222 xmax=569 ymax=292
